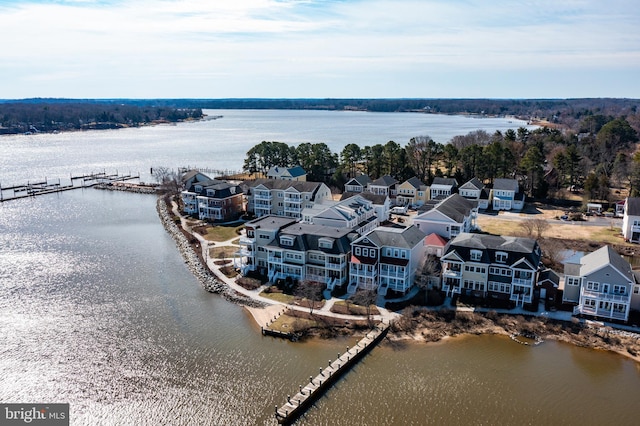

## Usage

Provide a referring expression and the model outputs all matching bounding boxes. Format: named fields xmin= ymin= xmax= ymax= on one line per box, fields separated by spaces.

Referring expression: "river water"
xmin=1 ymin=110 xmax=639 ymax=425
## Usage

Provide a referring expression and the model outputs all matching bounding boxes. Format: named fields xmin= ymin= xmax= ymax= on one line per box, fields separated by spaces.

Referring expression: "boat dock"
xmin=0 ymin=171 xmax=140 ymax=202
xmin=274 ymin=321 xmax=390 ymax=425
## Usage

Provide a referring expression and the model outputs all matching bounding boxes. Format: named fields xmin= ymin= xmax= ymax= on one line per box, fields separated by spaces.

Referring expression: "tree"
xmin=519 ymin=218 xmax=550 ymax=239
xmin=340 ymin=143 xmax=362 ymax=177
xmin=441 ymin=144 xmax=459 ymax=177
xmin=350 ymin=289 xmax=377 ymax=326
xmin=295 ymin=280 xmax=324 ymax=315
xmin=405 ymin=136 xmax=443 ymax=183
xmin=520 ymin=144 xmax=545 ymax=197
xmin=382 ymin=140 xmax=403 ymax=177
xmin=243 ymin=141 xmax=296 ymax=176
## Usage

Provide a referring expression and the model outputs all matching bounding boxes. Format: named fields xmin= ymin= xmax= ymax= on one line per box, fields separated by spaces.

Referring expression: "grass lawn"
xmin=331 ymin=300 xmax=380 ymax=316
xmin=259 ymin=291 xmax=296 ymax=304
xmin=196 ymin=224 xmax=243 ymax=242
xmin=269 ymin=314 xmax=318 ymax=333
xmin=209 ymin=246 xmax=238 ymax=259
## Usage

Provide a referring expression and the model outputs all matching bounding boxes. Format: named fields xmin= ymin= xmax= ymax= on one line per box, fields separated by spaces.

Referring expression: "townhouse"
xmin=563 ymin=246 xmax=639 ymax=322
xmin=266 ymin=165 xmax=307 ymax=181
xmin=367 ymin=175 xmax=398 ymax=199
xmin=396 ymin=176 xmax=428 ymax=207
xmin=244 ymin=178 xmax=332 ymax=219
xmin=349 ymin=225 xmax=427 ymax=296
xmin=341 ymin=191 xmax=391 ymax=223
xmin=458 ymin=177 xmax=490 ymax=209
xmin=412 ymin=193 xmax=477 ymax=241
xmin=622 ymin=197 xmax=640 ymax=243
xmin=492 ymin=178 xmax=524 ymax=211
xmin=440 ymin=233 xmax=542 ymax=307
xmin=301 ymin=194 xmax=379 ymax=236
xmin=344 ymin=175 xmax=372 ymax=193
xmin=181 ymin=178 xmax=244 ymax=222
xmin=430 ymin=177 xmax=458 ymax=200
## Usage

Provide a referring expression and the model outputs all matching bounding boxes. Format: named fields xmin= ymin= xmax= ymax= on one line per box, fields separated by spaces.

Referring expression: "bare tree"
xmin=294 ymin=280 xmax=324 ymax=315
xmin=520 ymin=218 xmax=550 ymax=239
xmin=350 ymin=289 xmax=377 ymax=326
xmin=415 ymin=254 xmax=440 ymax=295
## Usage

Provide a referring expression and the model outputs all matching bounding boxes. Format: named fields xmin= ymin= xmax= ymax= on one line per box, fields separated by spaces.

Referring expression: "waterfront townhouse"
xmin=181 ymin=179 xmax=244 ymax=222
xmin=301 ymin=195 xmax=379 ymax=236
xmin=344 ymin=175 xmax=372 ymax=193
xmin=622 ymin=197 xmax=640 ymax=243
xmin=266 ymin=165 xmax=307 ymax=181
xmin=430 ymin=177 xmax=458 ymax=200
xmin=367 ymin=175 xmax=398 ymax=200
xmin=236 ymin=215 xmax=298 ymax=276
xmin=341 ymin=192 xmax=391 ymax=223
xmin=459 ymin=177 xmax=490 ymax=209
xmin=396 ymin=176 xmax=428 ymax=207
xmin=244 ymin=179 xmax=332 ymax=219
xmin=440 ymin=233 xmax=542 ymax=307
xmin=491 ymin=178 xmax=524 ymax=211
xmin=349 ymin=225 xmax=427 ymax=297
xmin=265 ymin=223 xmax=356 ymax=291
xmin=563 ymin=246 xmax=638 ymax=322
xmin=413 ymin=194 xmax=477 ymax=241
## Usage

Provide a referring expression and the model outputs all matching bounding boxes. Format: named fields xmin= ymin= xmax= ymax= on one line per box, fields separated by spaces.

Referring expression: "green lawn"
xmin=198 ymin=224 xmax=243 ymax=242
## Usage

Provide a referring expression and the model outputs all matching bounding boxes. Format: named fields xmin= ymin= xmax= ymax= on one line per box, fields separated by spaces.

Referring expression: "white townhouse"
xmin=413 ymin=194 xmax=477 ymax=241
xmin=622 ymin=197 xmax=640 ymax=244
xmin=264 ymin=223 xmax=356 ymax=291
xmin=236 ymin=215 xmax=298 ymax=276
xmin=341 ymin=192 xmax=391 ymax=223
xmin=440 ymin=233 xmax=542 ymax=307
xmin=492 ymin=178 xmax=524 ymax=211
xmin=458 ymin=177 xmax=490 ymax=209
xmin=367 ymin=175 xmax=398 ymax=198
xmin=430 ymin=177 xmax=458 ymax=200
xmin=301 ymin=195 xmax=379 ymax=236
xmin=181 ymin=178 xmax=244 ymax=222
xmin=266 ymin=165 xmax=307 ymax=181
xmin=349 ymin=225 xmax=427 ymax=297
xmin=244 ymin=179 xmax=332 ymax=219
xmin=344 ymin=175 xmax=372 ymax=193
xmin=563 ymin=246 xmax=638 ymax=322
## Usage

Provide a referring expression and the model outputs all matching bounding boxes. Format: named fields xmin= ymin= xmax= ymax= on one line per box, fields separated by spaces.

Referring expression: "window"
xmin=613 ymin=285 xmax=627 ymax=295
xmin=586 ymin=281 xmax=600 ymax=292
xmin=355 ymin=247 xmax=361 ymax=255
xmin=634 ymin=286 xmax=640 ymax=295
xmin=566 ymin=277 xmax=580 ymax=286
xmin=259 ymin=234 xmax=270 ymax=240
xmin=585 ymin=298 xmax=596 ymax=308
xmin=496 ymin=252 xmax=508 ymax=263
xmin=280 ymin=236 xmax=294 ymax=246
xmin=318 ymin=238 xmax=333 ymax=249
xmin=470 ymin=250 xmax=482 ymax=261
xmin=362 ymin=248 xmax=368 ymax=257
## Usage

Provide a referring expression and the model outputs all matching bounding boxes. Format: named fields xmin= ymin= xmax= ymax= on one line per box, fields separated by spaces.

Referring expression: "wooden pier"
xmin=274 ymin=321 xmax=390 ymax=425
xmin=0 ymin=171 xmax=140 ymax=202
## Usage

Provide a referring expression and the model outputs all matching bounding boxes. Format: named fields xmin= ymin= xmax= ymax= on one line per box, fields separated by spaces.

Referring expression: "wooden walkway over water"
xmin=274 ymin=321 xmax=390 ymax=424
xmin=0 ymin=171 xmax=140 ymax=202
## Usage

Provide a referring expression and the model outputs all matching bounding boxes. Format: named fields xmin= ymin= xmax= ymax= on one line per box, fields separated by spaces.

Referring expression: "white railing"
xmin=581 ymin=289 xmax=630 ymax=302
xmin=268 ymin=256 xmax=283 ymax=263
xmin=254 ymin=193 xmax=272 ymax=201
xmin=443 ymin=270 xmax=462 ymax=278
xmin=512 ymin=278 xmax=532 ymax=286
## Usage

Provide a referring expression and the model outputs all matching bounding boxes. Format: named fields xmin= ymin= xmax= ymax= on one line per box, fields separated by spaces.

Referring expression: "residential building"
xmin=367 ymin=175 xmax=398 ymax=198
xmin=424 ymin=233 xmax=448 ymax=257
xmin=341 ymin=191 xmax=391 ymax=223
xmin=622 ymin=197 xmax=640 ymax=243
xmin=413 ymin=194 xmax=477 ymax=240
xmin=266 ymin=165 xmax=307 ymax=181
xmin=440 ymin=233 xmax=542 ymax=307
xmin=344 ymin=175 xmax=372 ymax=193
xmin=396 ymin=176 xmax=428 ymax=207
xmin=301 ymin=195 xmax=379 ymax=236
xmin=349 ymin=225 xmax=427 ymax=296
xmin=244 ymin=179 xmax=332 ymax=219
xmin=180 ymin=169 xmax=213 ymax=190
xmin=181 ymin=179 xmax=244 ymax=222
xmin=563 ymin=246 xmax=637 ymax=322
xmin=236 ymin=216 xmax=298 ymax=276
xmin=492 ymin=178 xmax=524 ymax=211
xmin=430 ymin=177 xmax=458 ymax=200
xmin=265 ymin=223 xmax=356 ymax=290
xmin=459 ymin=177 xmax=490 ymax=209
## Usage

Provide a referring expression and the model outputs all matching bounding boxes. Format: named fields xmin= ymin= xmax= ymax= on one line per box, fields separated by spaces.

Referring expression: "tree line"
xmin=244 ymin=114 xmax=640 ymax=201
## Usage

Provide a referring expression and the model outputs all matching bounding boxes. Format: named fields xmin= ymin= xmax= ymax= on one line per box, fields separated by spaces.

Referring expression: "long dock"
xmin=274 ymin=321 xmax=390 ymax=425
xmin=0 ymin=171 xmax=140 ymax=202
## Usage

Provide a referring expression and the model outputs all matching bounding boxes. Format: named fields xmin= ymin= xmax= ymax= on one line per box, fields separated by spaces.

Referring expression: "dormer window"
xmin=280 ymin=236 xmax=294 ymax=246
xmin=470 ymin=250 xmax=482 ymax=261
xmin=496 ymin=251 xmax=508 ymax=263
xmin=318 ymin=237 xmax=334 ymax=249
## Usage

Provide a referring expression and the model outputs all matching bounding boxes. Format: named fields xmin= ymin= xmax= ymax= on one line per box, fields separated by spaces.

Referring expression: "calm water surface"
xmin=1 ymin=111 xmax=639 ymax=425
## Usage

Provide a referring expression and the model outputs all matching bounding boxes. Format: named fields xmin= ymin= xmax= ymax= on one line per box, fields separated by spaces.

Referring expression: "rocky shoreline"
xmin=155 ymin=196 xmax=265 ymax=308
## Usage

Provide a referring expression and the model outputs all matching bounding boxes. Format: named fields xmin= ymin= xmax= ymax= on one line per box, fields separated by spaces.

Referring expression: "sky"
xmin=1 ymin=0 xmax=639 ymax=99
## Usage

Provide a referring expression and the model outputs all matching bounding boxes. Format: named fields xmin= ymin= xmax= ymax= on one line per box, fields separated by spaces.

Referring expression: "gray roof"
xmin=493 ymin=178 xmax=519 ymax=192
xmin=431 ymin=177 xmax=458 ymax=187
xmin=245 ymin=178 xmax=324 ymax=194
xmin=357 ymin=225 xmax=426 ymax=249
xmin=370 ymin=175 xmax=398 ymax=187
xmin=403 ymin=176 xmax=425 ymax=189
xmin=626 ymin=197 xmax=640 ymax=216
xmin=346 ymin=175 xmax=372 ymax=186
xmin=245 ymin=215 xmax=298 ymax=232
xmin=415 ymin=193 xmax=474 ymax=223
xmin=460 ymin=177 xmax=484 ymax=191
xmin=538 ymin=269 xmax=560 ymax=286
xmin=188 ymin=179 xmax=242 ymax=199
xmin=445 ymin=232 xmax=541 ymax=270
xmin=341 ymin=191 xmax=388 ymax=205
xmin=580 ymin=245 xmax=633 ymax=281
xmin=270 ymin=223 xmax=356 ymax=255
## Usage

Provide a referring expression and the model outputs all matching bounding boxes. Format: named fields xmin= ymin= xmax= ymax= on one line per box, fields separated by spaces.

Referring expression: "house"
xmin=615 ymin=200 xmax=625 ymax=217
xmin=430 ymin=177 xmax=458 ymax=200
xmin=244 ymin=179 xmax=332 ymax=219
xmin=412 ymin=193 xmax=477 ymax=240
xmin=622 ymin=197 xmax=640 ymax=243
xmin=236 ymin=216 xmax=298 ymax=276
xmin=492 ymin=178 xmax=524 ymax=211
xmin=344 ymin=175 xmax=372 ymax=193
xmin=264 ymin=222 xmax=356 ymax=290
xmin=562 ymin=246 xmax=637 ymax=322
xmin=440 ymin=233 xmax=542 ymax=307
xmin=396 ymin=176 xmax=428 ymax=207
xmin=301 ymin=194 xmax=379 ymax=236
xmin=266 ymin=165 xmax=307 ymax=181
xmin=459 ymin=177 xmax=490 ymax=209
xmin=537 ymin=269 xmax=560 ymax=307
xmin=180 ymin=169 xmax=213 ymax=190
xmin=424 ymin=233 xmax=448 ymax=257
xmin=341 ymin=191 xmax=391 ymax=223
xmin=348 ymin=225 xmax=427 ymax=296
xmin=367 ymin=175 xmax=398 ymax=198
xmin=181 ymin=179 xmax=244 ymax=222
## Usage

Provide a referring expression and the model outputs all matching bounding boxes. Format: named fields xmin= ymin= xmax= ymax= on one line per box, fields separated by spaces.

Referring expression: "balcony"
xmin=325 ymin=260 xmax=345 ymax=270
xmin=254 ymin=193 xmax=273 ymax=201
xmin=575 ymin=304 xmax=628 ymax=320
xmin=581 ymin=289 xmax=630 ymax=302
xmin=268 ymin=255 xmax=283 ymax=263
xmin=239 ymin=237 xmax=255 ymax=246
xmin=512 ymin=278 xmax=533 ymax=286
xmin=443 ymin=269 xmax=462 ymax=278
